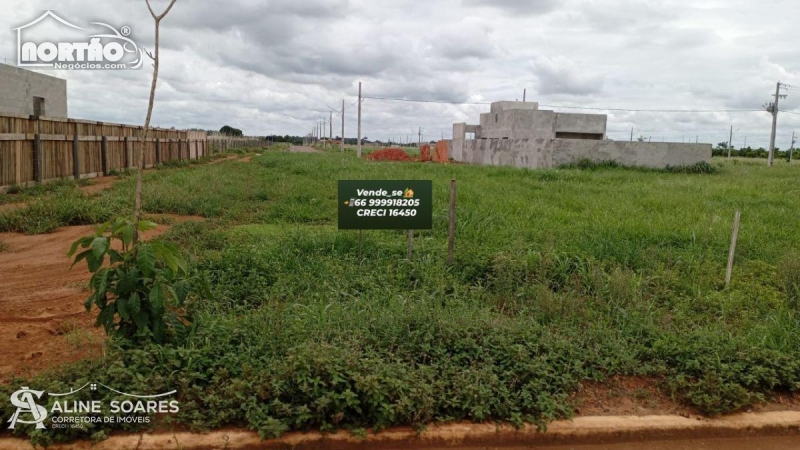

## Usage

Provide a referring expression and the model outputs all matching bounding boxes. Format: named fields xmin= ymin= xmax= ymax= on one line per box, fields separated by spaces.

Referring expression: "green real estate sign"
xmin=338 ymin=180 xmax=433 ymax=230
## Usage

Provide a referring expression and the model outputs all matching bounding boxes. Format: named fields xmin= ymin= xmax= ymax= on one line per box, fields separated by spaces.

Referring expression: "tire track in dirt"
xmin=0 ymin=222 xmax=183 ymax=381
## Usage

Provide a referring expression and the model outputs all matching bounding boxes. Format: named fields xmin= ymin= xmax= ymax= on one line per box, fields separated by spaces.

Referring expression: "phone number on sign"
xmin=351 ymin=199 xmax=421 ymax=207
xmin=357 ymin=209 xmax=418 ymax=217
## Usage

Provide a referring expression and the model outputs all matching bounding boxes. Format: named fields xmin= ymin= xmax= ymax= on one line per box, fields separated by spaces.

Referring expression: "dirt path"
xmin=289 ymin=145 xmax=321 ymax=153
xmin=0 ymin=224 xmax=172 ymax=381
xmin=0 ymin=155 xmax=248 ymax=214
xmin=205 ymin=154 xmax=241 ymax=165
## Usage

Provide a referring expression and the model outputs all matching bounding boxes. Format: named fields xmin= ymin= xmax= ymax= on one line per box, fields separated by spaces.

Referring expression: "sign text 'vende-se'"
xmin=338 ymin=180 xmax=432 ymax=230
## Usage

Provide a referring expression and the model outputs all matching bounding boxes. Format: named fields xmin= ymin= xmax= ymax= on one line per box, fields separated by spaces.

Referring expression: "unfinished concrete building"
xmin=451 ymin=102 xmax=711 ymax=169
xmin=0 ymin=63 xmax=68 ymax=118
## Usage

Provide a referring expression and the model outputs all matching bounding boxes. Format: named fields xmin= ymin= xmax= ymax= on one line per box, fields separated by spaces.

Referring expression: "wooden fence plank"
xmin=73 ymin=134 xmax=80 ymax=179
xmin=101 ymin=136 xmax=109 ymax=176
xmin=33 ymin=134 xmax=42 ymax=183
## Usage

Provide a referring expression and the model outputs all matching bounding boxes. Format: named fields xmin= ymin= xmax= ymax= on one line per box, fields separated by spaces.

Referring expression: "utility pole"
xmin=766 ymin=81 xmax=789 ymax=167
xmin=357 ymin=81 xmax=362 ymax=158
xmin=728 ymin=125 xmax=733 ymax=159
xmin=341 ymin=99 xmax=345 ymax=153
xmin=523 ymin=89 xmax=526 ymax=103
xmin=330 ymin=111 xmax=333 ymax=146
xmin=791 ymin=131 xmax=796 ymax=163
xmin=418 ymin=127 xmax=422 ymax=148
xmin=630 ymin=127 xmax=634 ymax=142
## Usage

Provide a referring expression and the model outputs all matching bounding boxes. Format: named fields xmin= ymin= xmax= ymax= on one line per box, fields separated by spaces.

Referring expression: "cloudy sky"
xmin=2 ymin=0 xmax=799 ymax=148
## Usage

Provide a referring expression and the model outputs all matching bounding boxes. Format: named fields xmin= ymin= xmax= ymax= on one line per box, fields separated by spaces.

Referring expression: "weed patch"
xmin=2 ymin=154 xmax=799 ymax=442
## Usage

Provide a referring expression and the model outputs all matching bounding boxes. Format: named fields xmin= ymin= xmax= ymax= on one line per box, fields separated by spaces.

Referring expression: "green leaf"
xmin=92 ymin=269 xmax=110 ymax=297
xmin=108 ymin=249 xmax=124 ymax=264
xmin=86 ymin=251 xmax=104 ymax=273
xmin=150 ymin=241 xmax=185 ymax=273
xmin=111 ymin=220 xmax=127 ymax=236
xmin=71 ymin=249 xmax=93 ymax=269
xmin=150 ymin=284 xmax=164 ymax=314
xmin=169 ymin=280 xmax=191 ymax=305
xmin=68 ymin=237 xmax=94 ymax=258
xmin=137 ymin=244 xmax=156 ymax=277
xmin=117 ymin=297 xmax=130 ymax=321
xmin=95 ymin=221 xmax=111 ymax=236
xmin=138 ymin=220 xmax=158 ymax=233
xmin=115 ymin=268 xmax=139 ymax=297
xmin=68 ymin=240 xmax=82 ymax=258
xmin=133 ymin=311 xmax=149 ymax=330
xmin=129 ymin=292 xmax=141 ymax=315
xmin=97 ymin=304 xmax=117 ymax=333
xmin=120 ymin=224 xmax=134 ymax=247
xmin=91 ymin=237 xmax=109 ymax=259
xmin=84 ymin=295 xmax=94 ymax=312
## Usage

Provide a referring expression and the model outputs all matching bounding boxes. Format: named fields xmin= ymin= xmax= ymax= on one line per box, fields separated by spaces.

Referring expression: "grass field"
xmin=2 ymin=149 xmax=799 ymax=444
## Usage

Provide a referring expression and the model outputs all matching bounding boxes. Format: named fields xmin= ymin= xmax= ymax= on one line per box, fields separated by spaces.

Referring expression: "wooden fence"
xmin=0 ymin=114 xmax=213 ymax=191
xmin=206 ymin=134 xmax=269 ymax=153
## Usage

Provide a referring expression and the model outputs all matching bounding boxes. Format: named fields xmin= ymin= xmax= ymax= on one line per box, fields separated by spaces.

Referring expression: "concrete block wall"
xmin=456 ymin=138 xmax=711 ymax=169
xmin=554 ymin=113 xmax=607 ymax=136
xmin=550 ymin=140 xmax=712 ymax=169
xmin=0 ymin=64 xmax=67 ymax=118
xmin=463 ymin=138 xmax=553 ymax=169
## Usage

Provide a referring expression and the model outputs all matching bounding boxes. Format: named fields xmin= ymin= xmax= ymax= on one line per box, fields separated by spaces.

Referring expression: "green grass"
xmin=0 ymin=178 xmax=93 ymax=205
xmin=2 ymin=152 xmax=800 ymax=444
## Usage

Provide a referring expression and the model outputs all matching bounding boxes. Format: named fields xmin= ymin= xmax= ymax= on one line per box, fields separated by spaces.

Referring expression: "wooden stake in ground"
xmin=341 ymin=99 xmax=345 ymax=153
xmin=133 ymin=0 xmax=178 ymax=246
xmin=726 ymin=210 xmax=742 ymax=288
xmin=357 ymin=81 xmax=362 ymax=159
xmin=448 ymin=179 xmax=456 ymax=266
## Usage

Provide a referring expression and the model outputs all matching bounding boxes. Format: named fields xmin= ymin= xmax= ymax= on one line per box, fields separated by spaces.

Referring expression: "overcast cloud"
xmin=1 ymin=0 xmax=798 ymax=148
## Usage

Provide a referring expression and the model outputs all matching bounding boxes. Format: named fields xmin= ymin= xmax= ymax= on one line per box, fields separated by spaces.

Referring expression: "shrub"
xmin=68 ymin=218 xmax=197 ymax=344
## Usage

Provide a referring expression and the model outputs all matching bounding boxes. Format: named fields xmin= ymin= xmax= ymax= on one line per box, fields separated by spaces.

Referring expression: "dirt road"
xmin=289 ymin=145 xmax=321 ymax=153
xmin=0 ymin=224 xmax=172 ymax=380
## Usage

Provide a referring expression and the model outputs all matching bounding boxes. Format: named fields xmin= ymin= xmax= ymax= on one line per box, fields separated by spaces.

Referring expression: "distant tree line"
xmin=266 ymin=135 xmax=305 ymax=145
xmin=712 ymin=142 xmax=795 ymax=160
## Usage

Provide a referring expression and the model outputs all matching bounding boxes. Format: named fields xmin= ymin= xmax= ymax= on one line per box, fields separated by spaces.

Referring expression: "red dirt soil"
xmin=367 ymin=148 xmax=413 ymax=161
xmin=0 ymin=224 xmax=172 ymax=382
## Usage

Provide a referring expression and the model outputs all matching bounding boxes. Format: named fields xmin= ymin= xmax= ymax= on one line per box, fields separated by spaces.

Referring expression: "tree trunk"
xmin=133 ymin=0 xmax=178 ymax=247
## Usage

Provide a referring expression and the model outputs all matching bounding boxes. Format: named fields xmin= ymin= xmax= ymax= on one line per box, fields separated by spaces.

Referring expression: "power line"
xmin=365 ymin=96 xmax=490 ymax=105
xmin=322 ymin=99 xmax=359 ymax=117
xmin=363 ymin=96 xmax=764 ymax=113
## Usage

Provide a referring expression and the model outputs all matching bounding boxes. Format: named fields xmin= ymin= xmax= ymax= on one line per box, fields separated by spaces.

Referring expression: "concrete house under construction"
xmin=451 ymin=101 xmax=711 ymax=169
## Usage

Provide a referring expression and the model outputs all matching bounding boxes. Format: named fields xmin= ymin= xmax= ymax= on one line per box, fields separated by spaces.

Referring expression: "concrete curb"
xmin=0 ymin=412 xmax=799 ymax=449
